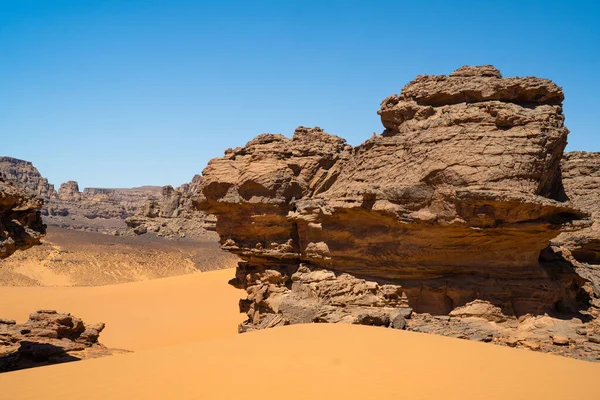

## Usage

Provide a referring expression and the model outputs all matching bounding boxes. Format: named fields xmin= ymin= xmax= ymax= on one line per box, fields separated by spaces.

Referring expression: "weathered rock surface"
xmin=0 ymin=157 xmax=219 ymax=238
xmin=57 ymin=181 xmax=82 ymax=202
xmin=0 ymin=157 xmax=166 ymax=230
xmin=0 ymin=157 xmax=56 ymax=199
xmin=554 ymin=152 xmax=600 ymax=266
xmin=197 ymin=65 xmax=600 ymax=360
xmin=126 ymin=183 xmax=216 ymax=238
xmin=47 ymin=183 xmax=163 ymax=221
xmin=548 ymin=151 xmax=600 ymax=317
xmin=0 ymin=176 xmax=46 ymax=259
xmin=0 ymin=310 xmax=111 ymax=372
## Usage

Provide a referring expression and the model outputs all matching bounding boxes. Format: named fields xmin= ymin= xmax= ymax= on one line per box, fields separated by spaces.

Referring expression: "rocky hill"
xmin=196 ymin=65 xmax=600 ymax=360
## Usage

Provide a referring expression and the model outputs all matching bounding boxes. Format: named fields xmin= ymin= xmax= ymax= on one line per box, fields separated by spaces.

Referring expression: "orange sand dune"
xmin=0 ymin=269 xmax=244 ymax=350
xmin=2 ymin=323 xmax=600 ymax=400
xmin=1 ymin=268 xmax=599 ymax=400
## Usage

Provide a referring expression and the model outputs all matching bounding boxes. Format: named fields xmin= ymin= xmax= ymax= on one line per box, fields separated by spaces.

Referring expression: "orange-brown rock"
xmin=549 ymin=151 xmax=600 ymax=306
xmin=126 ymin=183 xmax=216 ymax=238
xmin=197 ymin=65 xmax=593 ymax=336
xmin=556 ymin=151 xmax=600 ymax=265
xmin=0 ymin=176 xmax=46 ymax=259
xmin=0 ymin=157 xmax=56 ymax=199
xmin=57 ymin=181 xmax=82 ymax=202
xmin=0 ymin=310 xmax=110 ymax=372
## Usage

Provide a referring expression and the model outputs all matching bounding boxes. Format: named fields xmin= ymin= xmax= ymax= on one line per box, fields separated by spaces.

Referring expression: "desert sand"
xmin=0 ymin=227 xmax=238 ymax=287
xmin=1 ymin=267 xmax=599 ymax=400
xmin=0 ymin=268 xmax=244 ymax=351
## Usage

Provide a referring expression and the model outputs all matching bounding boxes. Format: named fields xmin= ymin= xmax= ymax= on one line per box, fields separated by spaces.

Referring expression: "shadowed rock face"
xmin=549 ymin=152 xmax=600 ymax=302
xmin=0 ymin=176 xmax=46 ymax=259
xmin=197 ymin=65 xmax=594 ymax=333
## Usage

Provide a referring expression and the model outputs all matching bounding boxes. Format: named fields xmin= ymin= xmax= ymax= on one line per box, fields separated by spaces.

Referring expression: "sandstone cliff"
xmin=0 ymin=157 xmax=164 ymax=227
xmin=0 ymin=157 xmax=56 ymax=198
xmin=126 ymin=183 xmax=216 ymax=238
xmin=48 ymin=183 xmax=162 ymax=221
xmin=196 ymin=66 xmax=600 ymax=360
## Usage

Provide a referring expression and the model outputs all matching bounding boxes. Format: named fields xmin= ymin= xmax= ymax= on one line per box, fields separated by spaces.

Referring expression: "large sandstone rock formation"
xmin=196 ymin=66 xmax=600 ymax=359
xmin=0 ymin=176 xmax=46 ymax=258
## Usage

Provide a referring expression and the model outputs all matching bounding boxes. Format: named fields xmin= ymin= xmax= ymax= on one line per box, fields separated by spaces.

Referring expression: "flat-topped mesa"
xmin=198 ymin=66 xmax=592 ymax=332
xmin=0 ymin=177 xmax=46 ymax=259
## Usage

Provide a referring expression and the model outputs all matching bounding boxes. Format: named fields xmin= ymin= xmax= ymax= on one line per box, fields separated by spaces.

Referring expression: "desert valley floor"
xmin=1 ymin=248 xmax=600 ymax=400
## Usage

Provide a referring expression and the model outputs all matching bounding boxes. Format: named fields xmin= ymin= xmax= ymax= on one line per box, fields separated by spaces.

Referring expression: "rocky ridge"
xmin=0 ymin=156 xmax=213 ymax=238
xmin=47 ymin=183 xmax=162 ymax=222
xmin=197 ymin=65 xmax=600 ymax=360
xmin=0 ymin=156 xmax=166 ymax=233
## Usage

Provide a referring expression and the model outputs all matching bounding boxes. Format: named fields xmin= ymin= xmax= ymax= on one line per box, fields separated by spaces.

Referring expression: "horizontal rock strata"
xmin=197 ymin=66 xmax=600 ymax=359
xmin=0 ymin=157 xmax=56 ymax=198
xmin=126 ymin=184 xmax=216 ymax=238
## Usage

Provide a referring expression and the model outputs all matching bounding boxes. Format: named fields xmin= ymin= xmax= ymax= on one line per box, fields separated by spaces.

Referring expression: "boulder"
xmin=0 ymin=310 xmax=110 ymax=372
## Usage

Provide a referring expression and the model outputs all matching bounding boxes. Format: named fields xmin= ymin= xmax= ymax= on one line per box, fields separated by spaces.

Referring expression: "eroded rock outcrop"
xmin=549 ymin=151 xmax=600 ymax=308
xmin=125 ymin=183 xmax=216 ymax=238
xmin=556 ymin=152 xmax=600 ymax=265
xmin=0 ymin=310 xmax=110 ymax=372
xmin=57 ymin=181 xmax=82 ymax=202
xmin=197 ymin=66 xmax=600 ymax=360
xmin=0 ymin=157 xmax=56 ymax=199
xmin=0 ymin=176 xmax=46 ymax=258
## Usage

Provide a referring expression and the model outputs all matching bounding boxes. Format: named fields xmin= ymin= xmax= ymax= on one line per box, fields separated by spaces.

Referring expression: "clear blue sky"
xmin=1 ymin=1 xmax=598 ymax=189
